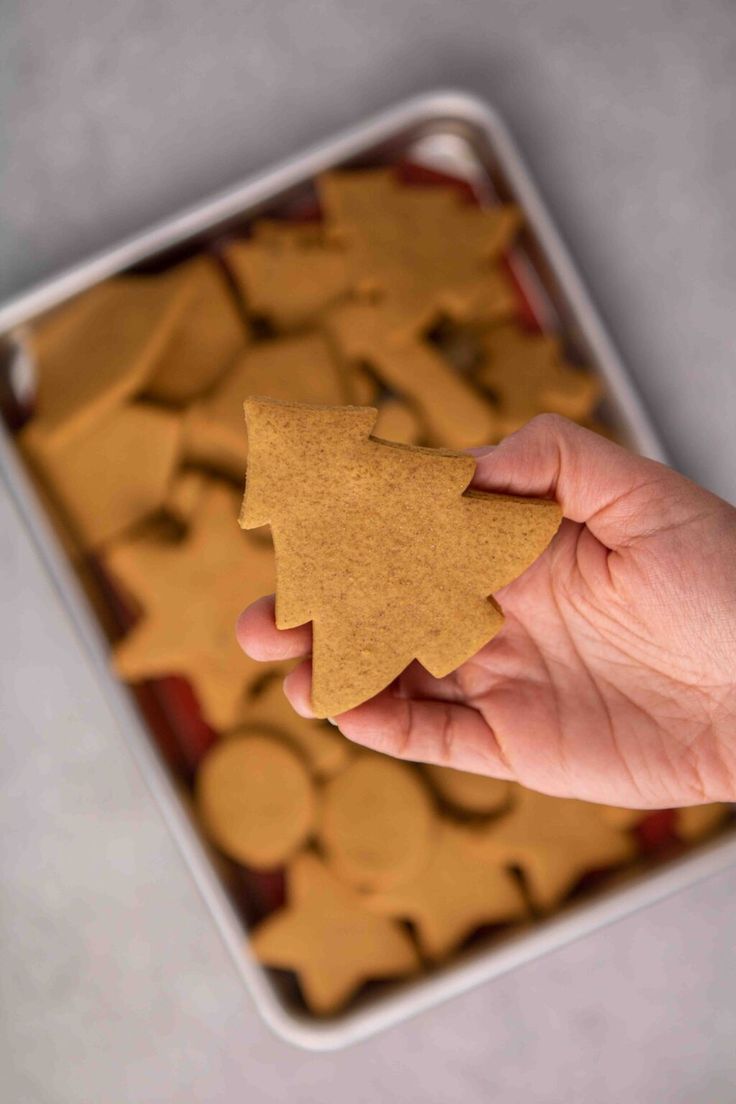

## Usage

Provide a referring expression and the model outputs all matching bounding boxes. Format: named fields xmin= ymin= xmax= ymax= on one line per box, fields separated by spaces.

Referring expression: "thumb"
xmin=473 ymin=414 xmax=703 ymax=552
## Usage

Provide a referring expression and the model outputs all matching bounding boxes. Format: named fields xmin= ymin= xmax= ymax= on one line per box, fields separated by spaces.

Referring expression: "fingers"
xmin=473 ymin=414 xmax=695 ymax=551
xmin=283 ymin=659 xmax=513 ymax=778
xmin=236 ymin=594 xmax=311 ymax=661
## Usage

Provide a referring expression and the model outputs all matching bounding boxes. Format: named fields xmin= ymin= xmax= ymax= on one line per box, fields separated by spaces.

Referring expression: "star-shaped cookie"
xmin=471 ymin=787 xmax=637 ymax=911
xmin=366 ymin=820 xmax=527 ymax=960
xmin=106 ymin=480 xmax=279 ymax=730
xmin=251 ymin=851 xmax=419 ymax=1015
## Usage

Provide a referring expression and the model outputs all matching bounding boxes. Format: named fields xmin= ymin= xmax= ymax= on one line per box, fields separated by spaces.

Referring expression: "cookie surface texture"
xmin=240 ymin=398 xmax=561 ymax=717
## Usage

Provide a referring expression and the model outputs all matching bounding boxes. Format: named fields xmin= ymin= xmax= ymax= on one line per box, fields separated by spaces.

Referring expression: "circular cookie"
xmin=423 ymin=765 xmax=511 ymax=815
xmin=196 ymin=734 xmax=315 ymax=869
xmin=318 ymin=754 xmax=436 ymax=890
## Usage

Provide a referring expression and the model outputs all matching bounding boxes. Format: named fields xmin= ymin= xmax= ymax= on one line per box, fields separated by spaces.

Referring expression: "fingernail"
xmin=326 ymin=717 xmax=338 ymax=727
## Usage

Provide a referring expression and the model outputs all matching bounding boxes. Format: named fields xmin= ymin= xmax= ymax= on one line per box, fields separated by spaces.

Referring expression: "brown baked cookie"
xmin=224 ymin=224 xmax=349 ymax=331
xmin=21 ymin=402 xmax=182 ymax=549
xmin=324 ymin=300 xmax=502 ymax=448
xmin=251 ymin=851 xmax=419 ymax=1015
xmin=372 ymin=398 xmax=424 ymax=445
xmin=318 ymin=169 xmax=520 ymax=339
xmin=476 ymin=323 xmax=601 ymax=434
xmin=318 ymin=754 xmax=437 ymax=891
xmin=423 ymin=765 xmax=512 ymax=816
xmin=237 ymin=674 xmax=351 ymax=779
xmin=675 ymin=804 xmax=731 ymax=842
xmin=240 ymin=398 xmax=561 ymax=718
xmin=29 ymin=275 xmax=188 ymax=447
xmin=471 ymin=787 xmax=637 ymax=911
xmin=107 ymin=480 xmax=281 ymax=730
xmin=366 ymin=820 xmax=528 ymax=960
xmin=184 ymin=333 xmax=349 ymax=481
xmin=163 ymin=469 xmax=209 ymax=528
xmin=195 ymin=733 xmax=315 ymax=868
xmin=144 ymin=256 xmax=247 ymax=405
xmin=597 ymin=806 xmax=648 ymax=830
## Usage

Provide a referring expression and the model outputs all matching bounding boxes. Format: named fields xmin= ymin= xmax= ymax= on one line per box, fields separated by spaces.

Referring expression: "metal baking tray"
xmin=1 ymin=90 xmax=735 ymax=1050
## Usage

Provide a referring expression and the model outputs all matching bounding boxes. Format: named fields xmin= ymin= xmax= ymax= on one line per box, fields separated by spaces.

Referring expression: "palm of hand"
xmin=437 ymin=509 xmax=735 ymax=807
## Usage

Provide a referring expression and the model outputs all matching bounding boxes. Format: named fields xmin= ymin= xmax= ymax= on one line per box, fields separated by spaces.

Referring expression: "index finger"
xmin=236 ymin=594 xmax=312 ymax=661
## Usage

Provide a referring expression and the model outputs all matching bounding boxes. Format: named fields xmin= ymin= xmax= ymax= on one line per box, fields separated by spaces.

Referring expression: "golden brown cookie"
xmin=318 ymin=754 xmax=437 ymax=891
xmin=423 ymin=765 xmax=512 ymax=816
xmin=372 ymin=398 xmax=424 ymax=445
xmin=597 ymin=806 xmax=647 ymax=830
xmin=21 ymin=402 xmax=182 ymax=549
xmin=476 ymin=324 xmax=601 ymax=434
xmin=471 ymin=787 xmax=636 ymax=911
xmin=675 ymin=804 xmax=731 ymax=842
xmin=224 ymin=224 xmax=349 ymax=331
xmin=251 ymin=851 xmax=419 ymax=1014
xmin=195 ymin=733 xmax=315 ymax=868
xmin=240 ymin=398 xmax=561 ymax=718
xmin=318 ymin=169 xmax=520 ymax=338
xmin=29 ymin=275 xmax=188 ymax=447
xmin=144 ymin=256 xmax=247 ymax=404
xmin=325 ymin=300 xmax=502 ymax=448
xmin=107 ymin=480 xmax=281 ymax=730
xmin=184 ymin=333 xmax=349 ymax=481
xmin=366 ymin=820 xmax=527 ymax=960
xmin=237 ymin=674 xmax=351 ymax=779
xmin=163 ymin=469 xmax=209 ymax=528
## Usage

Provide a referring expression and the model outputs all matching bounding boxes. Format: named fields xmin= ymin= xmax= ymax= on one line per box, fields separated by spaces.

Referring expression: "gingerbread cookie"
xmin=29 ymin=275 xmax=189 ymax=447
xmin=240 ymin=398 xmax=561 ymax=718
xmin=107 ymin=480 xmax=280 ymax=730
xmin=163 ymin=469 xmax=209 ymax=528
xmin=251 ymin=851 xmax=419 ymax=1015
xmin=21 ymin=402 xmax=182 ymax=548
xmin=325 ymin=300 xmax=502 ymax=448
xmin=224 ymin=224 xmax=349 ymax=331
xmin=675 ymin=804 xmax=731 ymax=842
xmin=144 ymin=256 xmax=247 ymax=405
xmin=423 ymin=765 xmax=511 ymax=816
xmin=318 ymin=754 xmax=437 ymax=891
xmin=597 ymin=805 xmax=647 ymax=831
xmin=318 ymin=169 xmax=520 ymax=339
xmin=471 ymin=788 xmax=636 ymax=911
xmin=184 ymin=333 xmax=349 ymax=481
xmin=476 ymin=324 xmax=601 ymax=434
xmin=372 ymin=398 xmax=423 ymax=445
xmin=195 ymin=733 xmax=315 ymax=868
xmin=237 ymin=673 xmax=351 ymax=779
xmin=366 ymin=820 xmax=527 ymax=960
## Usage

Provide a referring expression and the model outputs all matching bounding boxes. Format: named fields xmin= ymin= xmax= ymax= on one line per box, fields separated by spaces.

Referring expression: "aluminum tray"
xmin=1 ymin=90 xmax=734 ymax=1050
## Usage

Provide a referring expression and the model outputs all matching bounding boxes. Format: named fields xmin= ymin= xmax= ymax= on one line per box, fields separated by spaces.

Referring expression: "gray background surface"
xmin=1 ymin=1 xmax=735 ymax=1101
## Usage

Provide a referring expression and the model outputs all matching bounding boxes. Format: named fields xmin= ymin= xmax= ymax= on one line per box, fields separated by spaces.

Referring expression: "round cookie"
xmin=196 ymin=734 xmax=315 ymax=869
xmin=423 ymin=765 xmax=511 ymax=815
xmin=318 ymin=754 xmax=436 ymax=891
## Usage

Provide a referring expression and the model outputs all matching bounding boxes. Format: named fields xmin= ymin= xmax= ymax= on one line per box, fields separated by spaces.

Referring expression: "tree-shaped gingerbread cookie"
xmin=240 ymin=398 xmax=561 ymax=717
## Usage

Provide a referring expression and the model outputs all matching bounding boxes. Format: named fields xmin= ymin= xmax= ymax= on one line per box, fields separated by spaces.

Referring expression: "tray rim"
xmin=2 ymin=88 xmax=732 ymax=1051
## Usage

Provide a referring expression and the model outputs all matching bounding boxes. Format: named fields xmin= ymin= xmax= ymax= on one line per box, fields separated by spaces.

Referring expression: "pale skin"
xmin=237 ymin=415 xmax=736 ymax=809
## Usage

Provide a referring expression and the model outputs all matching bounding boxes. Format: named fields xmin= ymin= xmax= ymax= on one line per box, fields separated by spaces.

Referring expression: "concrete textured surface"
xmin=1 ymin=1 xmax=735 ymax=1101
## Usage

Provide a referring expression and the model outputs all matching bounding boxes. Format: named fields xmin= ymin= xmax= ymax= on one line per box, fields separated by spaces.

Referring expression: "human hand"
xmin=237 ymin=415 xmax=736 ymax=808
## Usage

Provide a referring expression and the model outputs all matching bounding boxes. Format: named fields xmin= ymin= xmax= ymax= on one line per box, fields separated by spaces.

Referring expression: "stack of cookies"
xmin=16 ymin=165 xmax=732 ymax=1017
